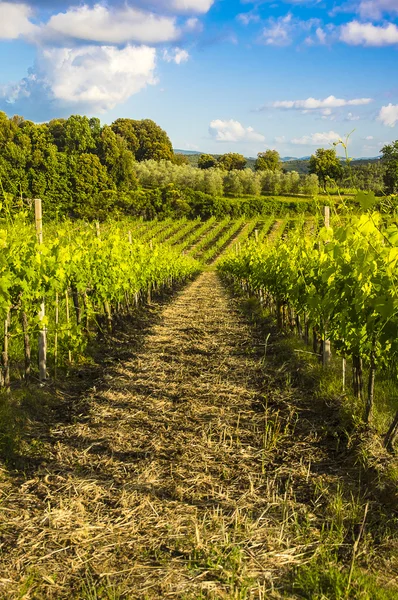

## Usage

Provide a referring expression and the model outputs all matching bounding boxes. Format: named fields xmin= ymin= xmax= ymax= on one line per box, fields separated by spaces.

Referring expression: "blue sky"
xmin=1 ymin=1 xmax=398 ymax=158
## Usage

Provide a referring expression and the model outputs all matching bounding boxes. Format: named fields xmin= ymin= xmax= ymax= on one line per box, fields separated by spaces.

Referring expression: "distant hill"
xmin=174 ymin=149 xmax=202 ymax=155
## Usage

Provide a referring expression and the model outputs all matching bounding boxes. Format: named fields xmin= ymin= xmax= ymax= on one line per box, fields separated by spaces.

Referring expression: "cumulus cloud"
xmin=378 ymin=104 xmax=398 ymax=127
xmin=41 ymin=4 xmax=179 ymax=45
xmin=163 ymin=47 xmax=190 ymax=63
xmin=291 ymin=131 xmax=342 ymax=145
xmin=259 ymin=13 xmax=320 ymax=46
xmin=346 ymin=112 xmax=360 ymax=121
xmin=260 ymin=13 xmax=294 ymax=46
xmin=357 ymin=0 xmax=398 ymax=20
xmin=270 ymin=95 xmax=373 ymax=110
xmin=237 ymin=12 xmax=260 ymax=26
xmin=340 ymin=20 xmax=398 ymax=46
xmin=0 ymin=1 xmax=38 ymax=39
xmin=2 ymin=45 xmax=157 ymax=114
xmin=209 ymin=119 xmax=265 ymax=142
xmin=171 ymin=0 xmax=214 ymax=13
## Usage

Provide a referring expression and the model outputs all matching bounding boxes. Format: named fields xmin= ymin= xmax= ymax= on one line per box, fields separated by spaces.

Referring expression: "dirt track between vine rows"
xmin=0 ymin=271 xmax=396 ymax=599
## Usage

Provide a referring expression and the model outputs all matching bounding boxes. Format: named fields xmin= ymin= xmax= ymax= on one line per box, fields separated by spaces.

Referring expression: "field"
xmin=0 ymin=210 xmax=397 ymax=599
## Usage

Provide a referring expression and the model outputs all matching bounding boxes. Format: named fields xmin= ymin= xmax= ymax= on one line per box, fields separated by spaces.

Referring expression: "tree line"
xmin=0 ymin=111 xmax=397 ymax=221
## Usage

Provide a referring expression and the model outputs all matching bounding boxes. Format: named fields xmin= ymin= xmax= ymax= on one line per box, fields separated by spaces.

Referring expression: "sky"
xmin=0 ymin=1 xmax=398 ymax=158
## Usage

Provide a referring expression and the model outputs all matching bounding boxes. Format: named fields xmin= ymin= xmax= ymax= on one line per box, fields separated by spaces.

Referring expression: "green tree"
xmin=217 ymin=153 xmax=246 ymax=171
xmin=381 ymin=141 xmax=398 ymax=194
xmin=255 ymin=150 xmax=281 ymax=172
xmin=63 ymin=115 xmax=96 ymax=155
xmin=111 ymin=118 xmax=173 ymax=162
xmin=97 ymin=126 xmax=137 ymax=191
xmin=198 ymin=153 xmax=218 ymax=169
xmin=309 ymin=148 xmax=343 ymax=191
xmin=172 ymin=153 xmax=190 ymax=166
xmin=69 ymin=153 xmax=113 ymax=219
xmin=110 ymin=118 xmax=139 ymax=155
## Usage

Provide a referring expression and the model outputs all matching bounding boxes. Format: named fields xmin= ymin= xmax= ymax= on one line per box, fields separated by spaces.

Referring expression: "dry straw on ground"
xmin=0 ymin=272 xmax=396 ymax=598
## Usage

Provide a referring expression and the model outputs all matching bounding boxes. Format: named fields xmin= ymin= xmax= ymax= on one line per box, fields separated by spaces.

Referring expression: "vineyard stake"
xmin=21 ymin=312 xmax=31 ymax=382
xmin=54 ymin=292 xmax=59 ymax=379
xmin=35 ymin=198 xmax=47 ymax=381
xmin=96 ymin=222 xmax=112 ymax=332
xmin=65 ymin=290 xmax=72 ymax=363
xmin=323 ymin=206 xmax=331 ymax=366
xmin=2 ymin=312 xmax=10 ymax=391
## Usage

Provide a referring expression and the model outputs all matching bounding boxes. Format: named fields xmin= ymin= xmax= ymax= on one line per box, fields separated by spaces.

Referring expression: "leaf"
xmin=356 ymin=191 xmax=377 ymax=211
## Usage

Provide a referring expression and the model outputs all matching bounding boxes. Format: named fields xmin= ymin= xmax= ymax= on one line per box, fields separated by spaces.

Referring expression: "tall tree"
xmin=381 ymin=141 xmax=398 ymax=194
xmin=217 ymin=153 xmax=246 ymax=171
xmin=63 ymin=115 xmax=96 ymax=155
xmin=98 ymin=126 xmax=137 ymax=191
xmin=111 ymin=118 xmax=173 ymax=162
xmin=198 ymin=154 xmax=218 ymax=169
xmin=255 ymin=150 xmax=282 ymax=172
xmin=309 ymin=148 xmax=343 ymax=191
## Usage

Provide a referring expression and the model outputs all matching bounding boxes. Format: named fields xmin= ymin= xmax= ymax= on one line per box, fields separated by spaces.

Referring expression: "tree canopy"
xmin=381 ymin=140 xmax=398 ymax=194
xmin=309 ymin=148 xmax=343 ymax=190
xmin=255 ymin=150 xmax=281 ymax=172
xmin=217 ymin=153 xmax=247 ymax=171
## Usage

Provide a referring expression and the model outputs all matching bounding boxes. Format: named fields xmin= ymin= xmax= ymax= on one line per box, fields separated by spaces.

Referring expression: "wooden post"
xmin=323 ymin=205 xmax=330 ymax=229
xmin=65 ymin=290 xmax=72 ymax=363
xmin=2 ymin=312 xmax=10 ymax=391
xmin=35 ymin=199 xmax=47 ymax=381
xmin=128 ymin=231 xmax=132 ymax=244
xmin=254 ymin=229 xmax=259 ymax=243
xmin=22 ymin=312 xmax=31 ymax=382
xmin=342 ymin=357 xmax=346 ymax=392
xmin=323 ymin=205 xmax=331 ymax=366
xmin=95 ymin=222 xmax=112 ymax=332
xmin=54 ymin=292 xmax=59 ymax=378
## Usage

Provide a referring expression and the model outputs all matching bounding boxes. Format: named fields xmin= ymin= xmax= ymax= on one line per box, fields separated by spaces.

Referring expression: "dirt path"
xmin=0 ymin=272 xmax=396 ymax=599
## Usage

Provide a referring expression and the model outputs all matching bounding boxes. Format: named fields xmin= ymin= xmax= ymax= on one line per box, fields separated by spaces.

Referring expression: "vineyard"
xmin=0 ymin=207 xmax=299 ymax=387
xmin=219 ymin=207 xmax=398 ymax=448
xmin=0 ymin=204 xmax=397 ymax=599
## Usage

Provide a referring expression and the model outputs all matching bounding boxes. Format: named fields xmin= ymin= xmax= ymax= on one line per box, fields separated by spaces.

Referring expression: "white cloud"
xmin=41 ymin=4 xmax=179 ymax=45
xmin=171 ymin=0 xmax=214 ymax=13
xmin=261 ymin=13 xmax=294 ymax=46
xmin=357 ymin=0 xmax=398 ymax=20
xmin=0 ymin=2 xmax=38 ymax=39
xmin=316 ymin=27 xmax=327 ymax=44
xmin=365 ymin=135 xmax=374 ymax=140
xmin=237 ymin=12 xmax=260 ymax=25
xmin=378 ymin=104 xmax=398 ymax=127
xmin=291 ymin=131 xmax=342 ymax=145
xmin=32 ymin=45 xmax=157 ymax=112
xmin=271 ymin=95 xmax=373 ymax=110
xmin=275 ymin=135 xmax=286 ymax=143
xmin=260 ymin=12 xmax=320 ymax=46
xmin=346 ymin=112 xmax=360 ymax=121
xmin=163 ymin=47 xmax=190 ymax=63
xmin=340 ymin=20 xmax=398 ymax=46
xmin=209 ymin=119 xmax=265 ymax=142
